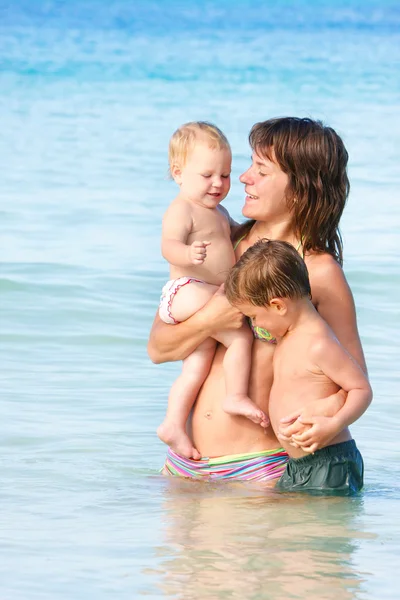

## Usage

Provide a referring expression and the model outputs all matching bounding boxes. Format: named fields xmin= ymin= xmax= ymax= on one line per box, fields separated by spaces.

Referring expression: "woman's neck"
xmin=249 ymin=219 xmax=298 ymax=247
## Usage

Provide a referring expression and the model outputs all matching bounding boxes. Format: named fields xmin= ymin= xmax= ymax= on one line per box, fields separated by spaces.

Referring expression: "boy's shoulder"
xmin=308 ymin=327 xmax=338 ymax=360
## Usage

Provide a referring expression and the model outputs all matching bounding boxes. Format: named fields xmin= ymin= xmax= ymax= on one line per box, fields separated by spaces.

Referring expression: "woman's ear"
xmin=171 ymin=164 xmax=182 ymax=184
xmin=269 ymin=298 xmax=288 ymax=316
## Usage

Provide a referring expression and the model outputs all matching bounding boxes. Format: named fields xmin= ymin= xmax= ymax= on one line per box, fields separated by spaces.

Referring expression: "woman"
xmin=148 ymin=117 xmax=367 ymax=484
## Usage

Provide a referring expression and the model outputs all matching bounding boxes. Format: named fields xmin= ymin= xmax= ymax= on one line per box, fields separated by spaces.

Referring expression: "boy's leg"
xmin=157 ymin=338 xmax=217 ymax=460
xmin=216 ymin=326 xmax=269 ymax=427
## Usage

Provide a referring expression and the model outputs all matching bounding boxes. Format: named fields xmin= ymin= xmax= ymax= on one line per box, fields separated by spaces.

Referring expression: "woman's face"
xmin=239 ymin=151 xmax=290 ymax=222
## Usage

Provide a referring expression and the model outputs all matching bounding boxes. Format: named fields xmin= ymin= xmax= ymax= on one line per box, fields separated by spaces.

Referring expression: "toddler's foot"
xmin=223 ymin=394 xmax=270 ymax=428
xmin=157 ymin=421 xmax=201 ymax=460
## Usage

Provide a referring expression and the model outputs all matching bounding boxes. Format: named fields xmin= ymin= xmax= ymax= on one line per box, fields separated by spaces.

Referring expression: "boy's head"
xmin=225 ymin=239 xmax=311 ymax=334
xmin=169 ymin=121 xmax=232 ymax=208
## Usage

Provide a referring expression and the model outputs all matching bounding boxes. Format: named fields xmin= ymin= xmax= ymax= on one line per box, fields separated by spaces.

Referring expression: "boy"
xmin=225 ymin=239 xmax=372 ymax=494
xmin=157 ymin=122 xmax=268 ymax=460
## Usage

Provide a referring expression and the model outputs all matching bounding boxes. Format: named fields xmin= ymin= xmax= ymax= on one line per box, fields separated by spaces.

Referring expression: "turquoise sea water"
xmin=1 ymin=1 xmax=400 ymax=598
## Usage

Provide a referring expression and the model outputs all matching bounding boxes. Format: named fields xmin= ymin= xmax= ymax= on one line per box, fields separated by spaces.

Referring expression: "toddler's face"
xmin=177 ymin=143 xmax=231 ymax=208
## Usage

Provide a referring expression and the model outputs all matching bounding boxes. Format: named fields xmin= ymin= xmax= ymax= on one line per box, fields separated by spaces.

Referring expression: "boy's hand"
xmin=290 ymin=415 xmax=341 ymax=453
xmin=278 ymin=391 xmax=347 ymax=446
xmin=277 ymin=417 xmax=309 ymax=447
xmin=188 ymin=240 xmax=211 ymax=265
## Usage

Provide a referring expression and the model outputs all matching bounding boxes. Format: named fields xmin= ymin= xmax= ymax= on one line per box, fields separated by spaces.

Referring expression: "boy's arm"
xmin=161 ymin=203 xmax=202 ymax=267
xmin=290 ymin=338 xmax=372 ymax=452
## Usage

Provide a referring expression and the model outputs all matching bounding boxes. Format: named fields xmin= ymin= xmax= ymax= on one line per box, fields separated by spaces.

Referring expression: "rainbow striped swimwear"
xmin=164 ymin=448 xmax=289 ymax=482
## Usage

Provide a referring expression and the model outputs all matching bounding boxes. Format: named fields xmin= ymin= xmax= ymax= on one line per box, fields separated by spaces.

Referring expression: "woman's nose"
xmin=239 ymin=167 xmax=252 ymax=184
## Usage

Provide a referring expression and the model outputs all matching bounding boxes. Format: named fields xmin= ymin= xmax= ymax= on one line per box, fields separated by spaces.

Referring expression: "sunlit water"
xmin=1 ymin=1 xmax=400 ymax=598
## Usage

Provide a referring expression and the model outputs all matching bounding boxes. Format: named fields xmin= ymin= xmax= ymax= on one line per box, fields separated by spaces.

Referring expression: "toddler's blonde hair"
xmin=168 ymin=121 xmax=230 ymax=174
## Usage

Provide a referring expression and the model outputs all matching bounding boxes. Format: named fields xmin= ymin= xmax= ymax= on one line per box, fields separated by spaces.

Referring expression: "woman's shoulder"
xmin=305 ymin=251 xmax=349 ymax=302
xmin=305 ymin=250 xmax=343 ymax=278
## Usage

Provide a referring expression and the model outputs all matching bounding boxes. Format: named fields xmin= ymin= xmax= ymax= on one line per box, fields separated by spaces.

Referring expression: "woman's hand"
xmin=147 ymin=286 xmax=245 ymax=364
xmin=200 ymin=285 xmax=245 ymax=336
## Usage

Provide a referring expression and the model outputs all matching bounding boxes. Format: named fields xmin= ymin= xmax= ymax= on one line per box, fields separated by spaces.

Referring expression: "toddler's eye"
xmin=202 ymin=174 xmax=212 ymax=178
xmin=222 ymin=174 xmax=231 ymax=179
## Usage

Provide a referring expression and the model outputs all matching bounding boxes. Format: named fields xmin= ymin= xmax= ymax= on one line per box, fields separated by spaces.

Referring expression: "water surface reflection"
xmin=154 ymin=478 xmax=373 ymax=599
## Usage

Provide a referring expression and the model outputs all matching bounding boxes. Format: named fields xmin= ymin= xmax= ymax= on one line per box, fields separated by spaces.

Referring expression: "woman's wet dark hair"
xmin=234 ymin=117 xmax=349 ymax=266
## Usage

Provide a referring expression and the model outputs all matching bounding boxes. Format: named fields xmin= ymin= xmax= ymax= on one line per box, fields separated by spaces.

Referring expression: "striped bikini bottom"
xmin=164 ymin=448 xmax=289 ymax=482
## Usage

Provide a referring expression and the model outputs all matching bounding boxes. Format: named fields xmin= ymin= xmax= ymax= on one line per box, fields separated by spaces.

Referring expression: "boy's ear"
xmin=171 ymin=164 xmax=182 ymax=184
xmin=269 ymin=298 xmax=287 ymax=315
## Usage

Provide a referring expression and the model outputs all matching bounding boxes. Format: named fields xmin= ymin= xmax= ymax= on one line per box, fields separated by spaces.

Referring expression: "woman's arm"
xmin=147 ymin=287 xmax=245 ymax=363
xmin=309 ymin=254 xmax=367 ymax=373
xmin=147 ymin=312 xmax=213 ymax=364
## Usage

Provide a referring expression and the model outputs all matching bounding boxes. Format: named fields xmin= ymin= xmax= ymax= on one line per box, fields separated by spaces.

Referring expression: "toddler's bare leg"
xmin=157 ymin=338 xmax=216 ymax=459
xmin=158 ymin=280 xmax=218 ymax=458
xmin=216 ymin=326 xmax=269 ymax=428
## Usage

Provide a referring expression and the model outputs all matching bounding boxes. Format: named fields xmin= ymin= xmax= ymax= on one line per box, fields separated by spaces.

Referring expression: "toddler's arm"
xmin=162 ymin=202 xmax=210 ymax=267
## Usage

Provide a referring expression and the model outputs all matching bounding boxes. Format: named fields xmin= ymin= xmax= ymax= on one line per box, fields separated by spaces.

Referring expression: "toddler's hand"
xmin=188 ymin=240 xmax=211 ymax=265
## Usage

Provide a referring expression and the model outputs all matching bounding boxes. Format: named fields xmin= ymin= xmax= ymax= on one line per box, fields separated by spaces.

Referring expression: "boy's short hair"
xmin=225 ymin=239 xmax=311 ymax=306
xmin=168 ymin=121 xmax=230 ymax=173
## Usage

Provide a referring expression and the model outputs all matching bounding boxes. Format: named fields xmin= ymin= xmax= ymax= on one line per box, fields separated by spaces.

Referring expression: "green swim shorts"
xmin=275 ymin=439 xmax=364 ymax=495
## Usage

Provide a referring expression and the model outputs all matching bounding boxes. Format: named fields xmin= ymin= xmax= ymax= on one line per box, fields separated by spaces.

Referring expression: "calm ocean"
xmin=1 ymin=1 xmax=399 ymax=598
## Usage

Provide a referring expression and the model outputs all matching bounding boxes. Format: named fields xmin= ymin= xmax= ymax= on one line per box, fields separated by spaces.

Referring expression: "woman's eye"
xmin=258 ymin=170 xmax=267 ymax=176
